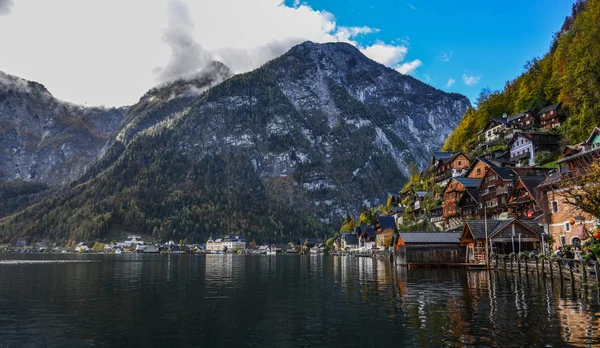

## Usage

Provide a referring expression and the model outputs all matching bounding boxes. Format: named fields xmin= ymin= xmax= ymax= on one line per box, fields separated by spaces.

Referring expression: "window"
xmin=550 ymin=110 xmax=554 ymax=115
xmin=477 ymin=168 xmax=481 ymax=175
xmin=551 ymin=201 xmax=559 ymax=213
xmin=560 ymin=235 xmax=566 ymax=247
xmin=564 ymin=222 xmax=571 ymax=232
xmin=526 ymin=120 xmax=530 ymax=125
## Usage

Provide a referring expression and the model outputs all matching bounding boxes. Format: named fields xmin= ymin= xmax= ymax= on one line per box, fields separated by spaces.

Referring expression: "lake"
xmin=0 ymin=253 xmax=599 ymax=347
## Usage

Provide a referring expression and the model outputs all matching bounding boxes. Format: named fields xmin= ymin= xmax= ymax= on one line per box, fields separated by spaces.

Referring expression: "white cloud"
xmin=462 ymin=73 xmax=481 ymax=86
xmin=445 ymin=78 xmax=455 ymax=88
xmin=396 ymin=59 xmax=422 ymax=75
xmin=360 ymin=42 xmax=407 ymax=67
xmin=0 ymin=0 xmax=421 ymax=106
xmin=439 ymin=51 xmax=453 ymax=62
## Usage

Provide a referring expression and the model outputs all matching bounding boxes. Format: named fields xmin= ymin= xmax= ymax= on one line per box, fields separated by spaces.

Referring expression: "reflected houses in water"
xmin=555 ymin=286 xmax=598 ymax=346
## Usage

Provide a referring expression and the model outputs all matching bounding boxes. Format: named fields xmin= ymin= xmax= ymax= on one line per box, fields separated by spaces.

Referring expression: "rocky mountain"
xmin=0 ymin=71 xmax=126 ymax=184
xmin=0 ymin=41 xmax=470 ymax=244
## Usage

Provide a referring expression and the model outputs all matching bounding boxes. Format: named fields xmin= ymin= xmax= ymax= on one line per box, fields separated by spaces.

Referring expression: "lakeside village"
xmin=3 ymin=103 xmax=600 ymax=269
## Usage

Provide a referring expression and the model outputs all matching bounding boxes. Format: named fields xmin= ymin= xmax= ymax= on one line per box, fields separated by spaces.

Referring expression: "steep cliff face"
xmin=0 ymin=71 xmax=126 ymax=184
xmin=1 ymin=41 xmax=470 ymax=243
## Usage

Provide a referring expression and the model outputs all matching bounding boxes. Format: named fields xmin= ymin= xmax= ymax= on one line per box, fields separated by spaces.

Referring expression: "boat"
xmin=266 ymin=250 xmax=277 ymax=255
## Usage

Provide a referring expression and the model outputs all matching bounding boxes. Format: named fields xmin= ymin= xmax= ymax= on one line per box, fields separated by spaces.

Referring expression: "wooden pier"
xmin=493 ymin=254 xmax=600 ymax=286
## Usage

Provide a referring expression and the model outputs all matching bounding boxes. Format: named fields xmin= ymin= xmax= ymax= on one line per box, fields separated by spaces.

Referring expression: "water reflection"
xmin=0 ymin=254 xmax=598 ymax=347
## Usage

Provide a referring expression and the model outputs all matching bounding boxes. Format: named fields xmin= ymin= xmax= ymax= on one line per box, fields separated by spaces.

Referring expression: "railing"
xmin=435 ymin=171 xmax=452 ymax=182
xmin=511 ymin=152 xmax=531 ymax=161
xmin=496 ymin=186 xmax=511 ymax=195
xmin=493 ymin=254 xmax=600 ymax=285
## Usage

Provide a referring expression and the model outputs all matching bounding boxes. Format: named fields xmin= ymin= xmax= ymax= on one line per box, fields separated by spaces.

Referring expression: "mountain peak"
xmin=0 ymin=71 xmax=52 ymax=97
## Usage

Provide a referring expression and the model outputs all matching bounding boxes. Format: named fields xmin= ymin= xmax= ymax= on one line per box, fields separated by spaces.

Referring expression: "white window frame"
xmin=564 ymin=222 xmax=571 ymax=232
xmin=551 ymin=201 xmax=559 ymax=213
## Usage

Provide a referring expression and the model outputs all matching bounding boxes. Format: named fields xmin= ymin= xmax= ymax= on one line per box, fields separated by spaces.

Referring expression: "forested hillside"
xmin=444 ymin=0 xmax=598 ymax=151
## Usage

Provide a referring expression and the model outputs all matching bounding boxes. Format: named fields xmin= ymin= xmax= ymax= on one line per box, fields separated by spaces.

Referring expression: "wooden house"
xmin=395 ymin=232 xmax=464 ymax=266
xmin=434 ymin=152 xmax=470 ymax=186
xmin=537 ymin=103 xmax=563 ymax=129
xmin=508 ymin=132 xmax=561 ymax=166
xmin=460 ymin=219 xmax=544 ymax=264
xmin=442 ymin=177 xmax=481 ymax=230
xmin=556 ymin=126 xmax=600 ymax=173
xmin=508 ymin=108 xmax=538 ymax=129
xmin=355 ymin=225 xmax=377 ymax=251
xmin=478 ymin=166 xmax=516 ymax=219
xmin=341 ymin=233 xmax=359 ymax=250
xmin=506 ymin=176 xmax=545 ymax=219
xmin=457 ymin=188 xmax=480 ymax=221
xmin=476 ymin=116 xmax=512 ymax=143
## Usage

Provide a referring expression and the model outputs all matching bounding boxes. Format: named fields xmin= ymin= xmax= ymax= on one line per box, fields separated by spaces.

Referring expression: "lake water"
xmin=0 ymin=253 xmax=599 ymax=347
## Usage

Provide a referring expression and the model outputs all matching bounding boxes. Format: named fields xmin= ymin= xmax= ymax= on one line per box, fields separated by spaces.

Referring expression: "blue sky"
xmin=288 ymin=0 xmax=573 ymax=103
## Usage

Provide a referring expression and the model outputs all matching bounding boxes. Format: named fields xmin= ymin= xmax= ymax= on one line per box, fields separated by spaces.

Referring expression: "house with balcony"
xmin=476 ymin=116 xmax=512 ymax=144
xmin=434 ymin=152 xmax=470 ymax=186
xmin=442 ymin=177 xmax=481 ymax=230
xmin=457 ymin=188 xmax=480 ymax=222
xmin=508 ymin=132 xmax=561 ymax=166
xmin=508 ymin=108 xmax=538 ymax=129
xmin=477 ymin=166 xmax=516 ymax=219
xmin=506 ymin=176 xmax=546 ymax=219
xmin=556 ymin=126 xmax=600 ymax=173
xmin=538 ymin=103 xmax=564 ymax=129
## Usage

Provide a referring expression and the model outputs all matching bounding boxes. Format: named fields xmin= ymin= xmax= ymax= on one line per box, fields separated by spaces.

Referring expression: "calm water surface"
xmin=0 ymin=253 xmax=599 ymax=347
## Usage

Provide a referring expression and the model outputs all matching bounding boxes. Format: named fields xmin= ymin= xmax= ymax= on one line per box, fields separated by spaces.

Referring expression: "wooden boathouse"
xmin=394 ymin=232 xmax=465 ymax=267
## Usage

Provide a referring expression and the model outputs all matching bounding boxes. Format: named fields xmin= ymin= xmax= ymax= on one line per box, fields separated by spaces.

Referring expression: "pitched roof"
xmin=519 ymin=176 xmax=546 ymax=195
xmin=415 ymin=191 xmax=429 ymax=198
xmin=433 ymin=152 xmax=455 ymax=160
xmin=491 ymin=116 xmax=511 ymax=124
xmin=536 ymin=103 xmax=560 ymax=115
xmin=585 ymin=126 xmax=600 ymax=144
xmin=454 ymin=177 xmax=482 ymax=188
xmin=508 ymin=111 xmax=530 ymax=121
xmin=342 ymin=233 xmax=358 ymax=245
xmin=490 ymin=166 xmax=515 ymax=180
xmin=463 ymin=219 xmax=543 ymax=240
xmin=398 ymin=232 xmax=461 ymax=244
xmin=464 ymin=189 xmax=479 ymax=202
xmin=378 ymin=216 xmax=396 ymax=231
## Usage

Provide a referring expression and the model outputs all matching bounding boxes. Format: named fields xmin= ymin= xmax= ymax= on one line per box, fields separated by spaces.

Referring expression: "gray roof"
xmin=454 ymin=177 xmax=482 ymax=188
xmin=398 ymin=232 xmax=461 ymax=244
xmin=491 ymin=166 xmax=514 ymax=180
xmin=433 ymin=152 xmax=455 ymax=160
xmin=463 ymin=219 xmax=543 ymax=239
xmin=519 ymin=176 xmax=546 ymax=195
xmin=378 ymin=216 xmax=396 ymax=231
xmin=537 ymin=103 xmax=560 ymax=115
xmin=415 ymin=191 xmax=429 ymax=198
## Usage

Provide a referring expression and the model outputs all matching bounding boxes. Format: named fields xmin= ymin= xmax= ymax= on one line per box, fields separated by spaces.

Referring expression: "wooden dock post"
xmin=568 ymin=262 xmax=575 ymax=283
xmin=582 ymin=261 xmax=587 ymax=283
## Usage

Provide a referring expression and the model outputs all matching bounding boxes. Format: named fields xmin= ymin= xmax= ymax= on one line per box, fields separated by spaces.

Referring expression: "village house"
xmin=116 ymin=235 xmax=145 ymax=249
xmin=457 ymin=188 xmax=481 ymax=221
xmin=508 ymin=132 xmax=561 ymax=166
xmin=478 ymin=166 xmax=516 ymax=219
xmin=395 ymin=232 xmax=464 ymax=266
xmin=297 ymin=237 xmax=319 ymax=248
xmin=506 ymin=176 xmax=546 ymax=219
xmin=442 ymin=177 xmax=482 ymax=230
xmin=206 ymin=235 xmax=246 ymax=252
xmin=434 ymin=152 xmax=470 ymax=186
xmin=537 ymin=126 xmax=600 ymax=248
xmin=408 ymin=190 xmax=429 ymax=219
xmin=556 ymin=126 xmax=600 ymax=173
xmin=460 ymin=219 xmax=544 ymax=264
xmin=476 ymin=116 xmax=512 ymax=144
xmin=341 ymin=233 xmax=359 ymax=250
xmin=537 ymin=103 xmax=563 ymax=129
xmin=355 ymin=225 xmax=377 ymax=252
xmin=508 ymin=108 xmax=538 ymax=129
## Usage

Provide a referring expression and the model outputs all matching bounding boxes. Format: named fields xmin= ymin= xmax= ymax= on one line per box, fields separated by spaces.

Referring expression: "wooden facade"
xmin=508 ymin=109 xmax=538 ymax=129
xmin=395 ymin=232 xmax=464 ymax=266
xmin=443 ymin=177 xmax=481 ymax=228
xmin=506 ymin=176 xmax=545 ymax=219
xmin=434 ymin=152 xmax=470 ymax=185
xmin=478 ymin=166 xmax=515 ymax=219
xmin=537 ymin=103 xmax=562 ymax=129
xmin=460 ymin=219 xmax=543 ymax=264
